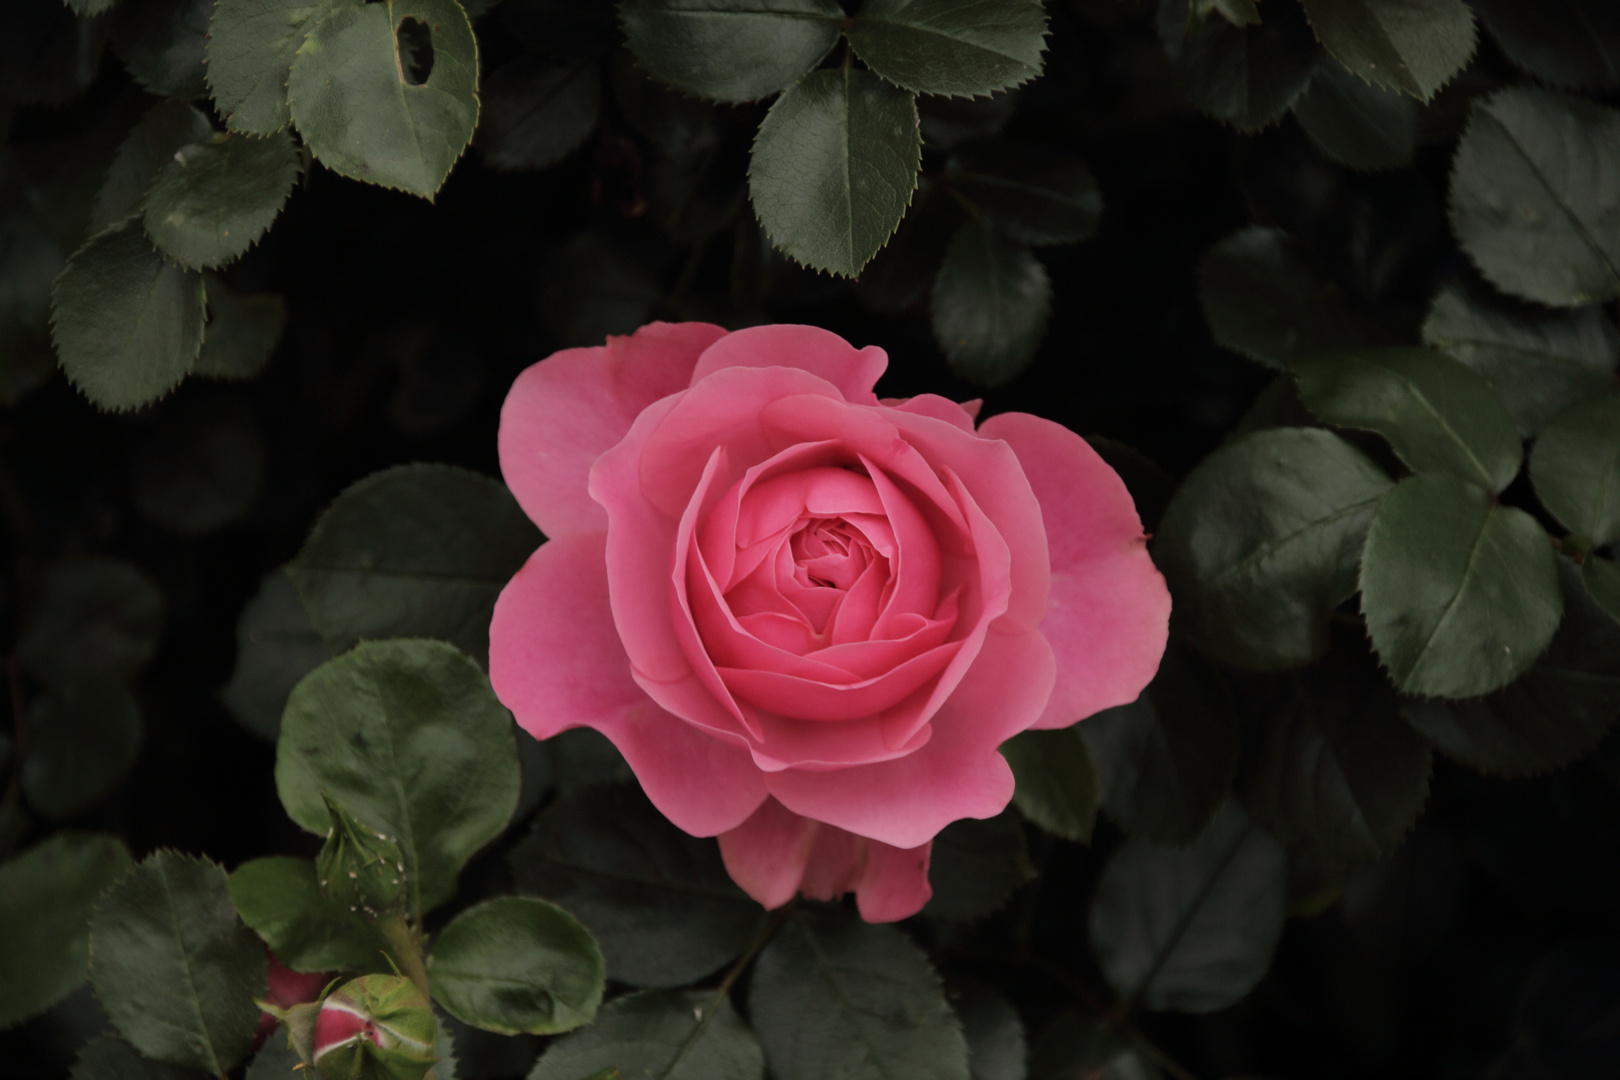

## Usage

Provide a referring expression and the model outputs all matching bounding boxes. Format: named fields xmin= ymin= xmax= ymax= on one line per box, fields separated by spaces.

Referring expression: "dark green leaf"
xmin=546 ymin=728 xmax=634 ymax=799
xmin=275 ymin=639 xmax=520 ymax=917
xmin=51 ymin=222 xmax=207 ymax=412
xmin=228 ymin=855 xmax=390 ymax=972
xmin=90 ymin=850 xmax=265 ymax=1074
xmin=428 ymin=896 xmax=605 ymax=1036
xmin=1157 ymin=0 xmax=1320 ymax=132
xmin=1295 ymin=347 xmax=1522 ymax=493
xmin=207 ymin=0 xmax=356 ymax=136
xmin=130 ymin=392 xmax=265 ymax=536
xmin=243 ymin=1040 xmax=305 ymax=1080
xmin=1079 ymin=643 xmax=1241 ymax=845
xmin=143 ymin=131 xmax=300 ymax=270
xmin=1470 ymin=0 xmax=1620 ymax=92
xmin=479 ymin=59 xmax=601 ymax=172
xmin=1449 ymin=87 xmax=1620 ymax=307
xmin=1197 ymin=0 xmax=1260 ymax=27
xmin=749 ymin=67 xmax=921 ymax=278
xmin=1422 ymin=280 xmax=1619 ymax=438
xmin=945 ymin=144 xmax=1100 ymax=246
xmin=288 ymin=0 xmax=480 ymax=199
xmin=953 ymin=981 xmax=1026 ymax=1080
xmin=931 ymin=219 xmax=1051 ymax=386
xmin=0 ymin=0 xmax=108 ymax=107
xmin=1229 ymin=375 xmax=1317 ymax=439
xmin=1585 ymin=555 xmax=1620 ymax=626
xmin=618 ymin=0 xmax=843 ymax=104
xmin=1360 ymin=472 xmax=1562 ymax=699
xmin=1088 ymin=802 xmax=1286 ymax=1013
xmin=1297 ymin=0 xmax=1476 ymax=101
xmin=846 ymin=0 xmax=1048 ymax=99
xmin=23 ymin=675 xmax=143 ymax=821
xmin=1027 ymin=1009 xmax=1159 ymax=1080
xmin=853 ymin=184 xmax=962 ymax=314
xmin=1155 ymin=427 xmax=1391 ymax=671
xmin=70 ymin=1034 xmax=195 ymax=1080
xmin=92 ymin=103 xmax=216 ymax=234
xmin=110 ymin=0 xmax=211 ymax=100
xmin=1292 ymin=58 xmax=1415 ymax=171
xmin=1530 ymin=392 xmax=1620 ymax=547
xmin=288 ymin=464 xmax=540 ymax=664
xmin=922 ymin=813 xmax=1035 ymax=923
xmin=0 ymin=832 xmax=133 ymax=1029
xmin=529 ymin=988 xmax=762 ymax=1080
xmin=1087 ymin=437 xmax=1176 ymax=534
xmin=221 ymin=570 xmax=333 ymax=742
xmin=19 ymin=556 xmax=164 ymax=683
xmin=509 ymin=784 xmax=763 ymax=989
xmin=538 ymin=232 xmax=662 ymax=349
xmin=750 ymin=906 xmax=970 ymax=1080
xmin=1001 ymin=729 xmax=1098 ymax=844
xmin=195 ymin=275 xmax=288 ymax=381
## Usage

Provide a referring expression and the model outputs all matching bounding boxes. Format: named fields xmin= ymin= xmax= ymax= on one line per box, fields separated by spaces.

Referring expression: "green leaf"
xmin=618 ymin=0 xmax=843 ymax=104
xmin=1000 ymin=729 xmax=1098 ymax=844
xmin=222 ymin=570 xmax=333 ymax=742
xmin=287 ymin=464 xmax=540 ymax=664
xmin=243 ymin=1040 xmax=306 ymax=1080
xmin=207 ymin=0 xmax=357 ymax=136
xmin=70 ymin=1034 xmax=196 ymax=1080
xmin=1584 ymin=555 xmax=1620 ymax=626
xmin=1079 ymin=643 xmax=1241 ymax=846
xmin=952 ymin=981 xmax=1026 ymax=1080
xmin=931 ymin=219 xmax=1051 ymax=386
xmin=195 ymin=275 xmax=288 ymax=380
xmin=50 ymin=222 xmax=207 ymax=412
xmin=1027 ymin=1008 xmax=1157 ymax=1080
xmin=1154 ymin=427 xmax=1392 ymax=672
xmin=922 ymin=813 xmax=1035 ymax=923
xmin=275 ymin=639 xmax=520 ymax=917
xmin=1237 ymin=631 xmax=1432 ymax=865
xmin=509 ymin=784 xmax=764 ymax=990
xmin=110 ymin=0 xmax=212 ymax=100
xmin=1530 ymin=393 xmax=1620 ymax=547
xmin=1196 ymin=0 xmax=1260 ymax=27
xmin=1087 ymin=802 xmax=1286 ymax=1013
xmin=1297 ymin=0 xmax=1476 ymax=101
xmin=1360 ymin=472 xmax=1563 ymax=699
xmin=0 ymin=832 xmax=133 ymax=1029
xmin=90 ymin=850 xmax=266 ymax=1074
xmin=528 ymin=988 xmax=763 ymax=1080
xmin=538 ymin=232 xmax=662 ymax=349
xmin=288 ymin=0 xmax=480 ymax=199
xmin=1448 ymin=87 xmax=1620 ymax=308
xmin=1294 ymin=347 xmax=1523 ymax=493
xmin=1422 ymin=280 xmax=1620 ymax=438
xmin=1470 ymin=0 xmax=1620 ymax=92
xmin=228 ymin=855 xmax=390 ymax=972
xmin=1399 ymin=557 xmax=1620 ymax=776
xmin=1157 ymin=0 xmax=1321 ymax=132
xmin=92 ymin=103 xmax=216 ymax=234
xmin=143 ymin=131 xmax=300 ymax=270
xmin=23 ymin=675 xmax=144 ymax=821
xmin=749 ymin=67 xmax=921 ymax=278
xmin=944 ymin=143 xmax=1101 ymax=246
xmin=751 ymin=906 xmax=969 ymax=1080
xmin=130 ymin=392 xmax=266 ymax=536
xmin=428 ymin=896 xmax=605 ymax=1036
xmin=853 ymin=183 xmax=962 ymax=314
xmin=846 ymin=0 xmax=1048 ymax=99
xmin=478 ymin=59 xmax=601 ymax=172
xmin=19 ymin=556 xmax=164 ymax=683
xmin=1196 ymin=226 xmax=1368 ymax=372
xmin=1291 ymin=58 xmax=1415 ymax=171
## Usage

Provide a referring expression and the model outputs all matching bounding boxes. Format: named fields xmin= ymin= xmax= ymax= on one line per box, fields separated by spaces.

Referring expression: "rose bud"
xmin=317 ymin=792 xmax=407 ymax=919
xmin=310 ymin=974 xmax=438 ymax=1080
xmin=252 ymin=948 xmax=333 ymax=1051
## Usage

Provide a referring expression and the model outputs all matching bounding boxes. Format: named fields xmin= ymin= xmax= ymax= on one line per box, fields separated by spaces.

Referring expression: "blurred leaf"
xmin=1197 ymin=226 xmax=1367 ymax=371
xmin=538 ymin=232 xmax=662 ymax=349
xmin=110 ymin=0 xmax=211 ymax=100
xmin=92 ymin=103 xmax=215 ymax=234
xmin=51 ymin=222 xmax=207 ymax=412
xmin=953 ymin=981 xmax=1027 ymax=1080
xmin=0 ymin=832 xmax=133 ymax=1029
xmin=288 ymin=0 xmax=479 ymax=199
xmin=919 ymin=92 xmax=1019 ymax=153
xmin=90 ymin=850 xmax=265 ymax=1074
xmin=1585 ymin=556 xmax=1620 ymax=625
xmin=510 ymin=784 xmax=763 ymax=989
xmin=546 ymin=728 xmax=634 ymax=799
xmin=70 ymin=1034 xmax=195 ymax=1080
xmin=853 ymin=184 xmax=961 ymax=314
xmin=1027 ymin=1009 xmax=1160 ymax=1080
xmin=1296 ymin=0 xmax=1476 ymax=101
xmin=529 ymin=989 xmax=761 ymax=1079
xmin=618 ymin=0 xmax=842 ymax=104
xmin=1422 ymin=280 xmax=1619 ymax=438
xmin=1470 ymin=0 xmax=1620 ymax=91
xmin=932 ymin=219 xmax=1051 ymax=386
xmin=1530 ymin=392 xmax=1620 ymax=547
xmin=143 ymin=131 xmax=300 ymax=270
xmin=207 ymin=0 xmax=356 ymax=136
xmin=20 ymin=556 xmax=164 ymax=683
xmin=23 ymin=675 xmax=143 ymax=821
xmin=287 ymin=464 xmax=539 ymax=664
xmin=0 ymin=0 xmax=108 ymax=107
xmin=1196 ymin=0 xmax=1260 ymax=27
xmin=242 ymin=1040 xmax=304 ymax=1080
xmin=750 ymin=67 xmax=921 ymax=278
xmin=495 ymin=0 xmax=617 ymax=61
xmin=275 ymin=639 xmax=520 ymax=917
xmin=923 ymin=813 xmax=1035 ymax=923
xmin=478 ymin=59 xmax=601 ymax=172
xmin=1088 ymin=802 xmax=1287 ymax=1013
xmin=846 ymin=0 xmax=1047 ymax=99
xmin=611 ymin=47 xmax=720 ymax=156
xmin=228 ymin=855 xmax=390 ymax=972
xmin=195 ymin=275 xmax=288 ymax=381
xmin=1080 ymin=643 xmax=1241 ymax=845
xmin=1229 ymin=375 xmax=1316 ymax=439
xmin=1157 ymin=0 xmax=1320 ymax=132
xmin=750 ymin=906 xmax=970 ymax=1080
xmin=1155 ymin=427 xmax=1391 ymax=671
xmin=1400 ymin=557 xmax=1620 ymax=776
xmin=1449 ymin=87 xmax=1620 ymax=307
xmin=130 ymin=392 xmax=265 ymax=536
xmin=221 ymin=570 xmax=333 ymax=742
xmin=1292 ymin=59 xmax=1416 ymax=171
xmin=428 ymin=896 xmax=604 ymax=1036
xmin=945 ymin=143 xmax=1101 ymax=246
xmin=1087 ymin=437 xmax=1175 ymax=534
xmin=1001 ymin=729 xmax=1098 ymax=844
xmin=1360 ymin=472 xmax=1562 ymax=699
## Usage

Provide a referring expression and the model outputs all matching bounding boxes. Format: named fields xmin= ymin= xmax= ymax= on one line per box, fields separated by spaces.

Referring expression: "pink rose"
xmin=253 ymin=949 xmax=332 ymax=1050
xmin=490 ymin=324 xmax=1169 ymax=921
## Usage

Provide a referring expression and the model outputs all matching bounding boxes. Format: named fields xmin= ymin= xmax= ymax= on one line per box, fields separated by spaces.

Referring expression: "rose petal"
xmin=846 ymin=837 xmax=932 ymax=923
xmin=692 ymin=324 xmax=887 ymax=404
xmin=882 ymin=394 xmax=980 ymax=432
xmin=717 ymin=797 xmax=816 ymax=909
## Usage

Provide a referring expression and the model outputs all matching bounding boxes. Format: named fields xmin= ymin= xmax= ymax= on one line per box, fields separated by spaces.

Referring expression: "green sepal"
xmin=317 ymin=792 xmax=409 ymax=920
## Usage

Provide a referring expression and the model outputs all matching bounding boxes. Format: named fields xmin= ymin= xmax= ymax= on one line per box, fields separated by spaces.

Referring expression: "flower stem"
xmin=378 ymin=914 xmax=432 ymax=998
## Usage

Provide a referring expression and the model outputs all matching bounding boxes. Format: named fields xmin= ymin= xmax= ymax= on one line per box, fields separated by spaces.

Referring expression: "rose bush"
xmin=490 ymin=323 xmax=1170 ymax=920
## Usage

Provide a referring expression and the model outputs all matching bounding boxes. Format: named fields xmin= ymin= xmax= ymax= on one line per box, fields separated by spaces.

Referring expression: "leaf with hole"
xmin=1157 ymin=0 xmax=1321 ymax=132
xmin=1530 ymin=392 xmax=1620 ymax=549
xmin=221 ymin=570 xmax=332 ymax=742
xmin=196 ymin=275 xmax=288 ymax=381
xmin=946 ymin=143 xmax=1101 ymax=246
xmin=208 ymin=0 xmax=359 ymax=136
xmin=922 ymin=813 xmax=1035 ymax=923
xmin=1297 ymin=0 xmax=1476 ymax=100
xmin=91 ymin=102 xmax=215 ymax=233
xmin=528 ymin=989 xmax=763 ymax=1080
xmin=20 ymin=556 xmax=164 ymax=683
xmin=1000 ymin=729 xmax=1098 ymax=844
xmin=847 ymin=0 xmax=1048 ymax=99
xmin=931 ymin=219 xmax=1051 ymax=386
xmin=23 ymin=675 xmax=143 ymax=822
xmin=143 ymin=131 xmax=300 ymax=270
xmin=1292 ymin=59 xmax=1415 ymax=171
xmin=110 ymin=0 xmax=212 ymax=100
xmin=1470 ymin=0 xmax=1620 ymax=91
xmin=618 ymin=0 xmax=843 ymax=104
xmin=228 ymin=856 xmax=390 ymax=973
xmin=478 ymin=59 xmax=601 ymax=172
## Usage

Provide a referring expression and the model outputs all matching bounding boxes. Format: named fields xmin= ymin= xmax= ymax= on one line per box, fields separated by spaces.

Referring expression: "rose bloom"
xmin=490 ymin=324 xmax=1169 ymax=921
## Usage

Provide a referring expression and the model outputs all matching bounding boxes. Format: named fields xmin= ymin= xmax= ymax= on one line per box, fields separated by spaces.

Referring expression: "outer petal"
xmin=499 ymin=322 xmax=727 ymax=537
xmin=978 ymin=413 xmax=1171 ymax=729
xmin=691 ymin=324 xmax=887 ymax=404
xmin=717 ymin=797 xmax=816 ymax=910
